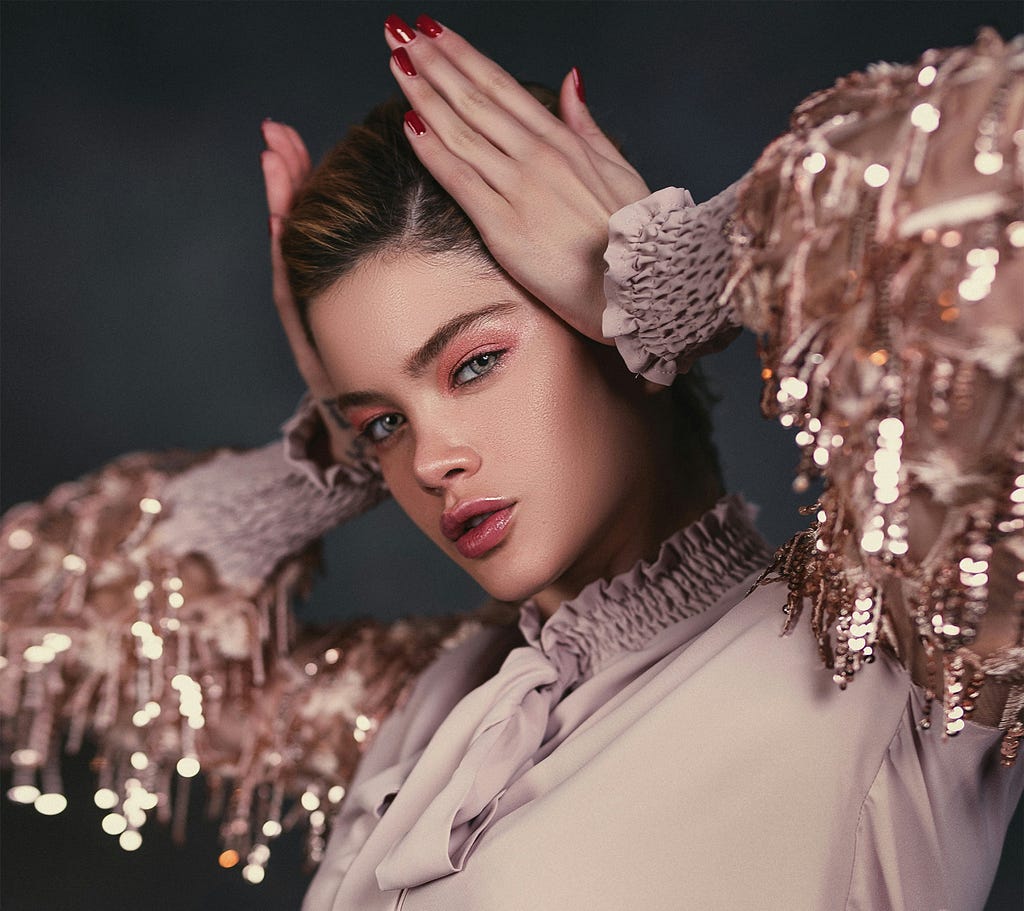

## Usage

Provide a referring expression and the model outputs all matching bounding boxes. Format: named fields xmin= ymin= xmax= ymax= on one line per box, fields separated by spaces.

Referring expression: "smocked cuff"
xmin=602 ymin=184 xmax=743 ymax=385
xmin=282 ymin=393 xmax=381 ymax=492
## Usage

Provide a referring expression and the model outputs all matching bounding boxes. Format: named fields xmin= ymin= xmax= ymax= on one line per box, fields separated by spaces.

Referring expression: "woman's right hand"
xmin=383 ymin=17 xmax=650 ymax=343
xmin=261 ymin=120 xmax=354 ymax=462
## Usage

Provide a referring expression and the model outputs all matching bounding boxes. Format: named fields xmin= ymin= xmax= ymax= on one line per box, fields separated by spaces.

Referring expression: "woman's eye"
xmin=453 ymin=351 xmax=504 ymax=386
xmin=362 ymin=413 xmax=405 ymax=444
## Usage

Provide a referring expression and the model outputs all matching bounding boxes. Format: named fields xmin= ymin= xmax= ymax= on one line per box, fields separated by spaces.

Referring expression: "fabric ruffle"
xmin=154 ymin=437 xmax=385 ymax=595
xmin=519 ymin=495 xmax=772 ymax=682
xmin=369 ymin=496 xmax=771 ymax=892
xmin=602 ymin=184 xmax=743 ymax=385
xmin=281 ymin=392 xmax=384 ymax=493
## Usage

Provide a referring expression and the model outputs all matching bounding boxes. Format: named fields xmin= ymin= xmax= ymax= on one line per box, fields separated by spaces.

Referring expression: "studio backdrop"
xmin=2 ymin=3 xmax=1021 ymax=909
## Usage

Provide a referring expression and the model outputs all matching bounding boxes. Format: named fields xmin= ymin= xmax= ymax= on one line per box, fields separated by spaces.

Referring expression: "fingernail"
xmin=415 ymin=14 xmax=443 ymax=38
xmin=393 ymin=47 xmax=417 ymax=77
xmin=385 ymin=14 xmax=415 ymax=43
xmin=404 ymin=110 xmax=427 ymax=136
xmin=571 ymin=66 xmax=586 ymax=104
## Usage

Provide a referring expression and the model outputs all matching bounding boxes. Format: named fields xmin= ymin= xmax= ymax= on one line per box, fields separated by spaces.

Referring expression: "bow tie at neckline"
xmin=376 ymin=495 xmax=772 ymax=891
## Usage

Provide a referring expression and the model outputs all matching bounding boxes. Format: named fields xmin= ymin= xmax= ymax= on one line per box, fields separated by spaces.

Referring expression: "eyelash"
xmin=452 ymin=349 xmax=506 ymax=387
xmin=357 ymin=349 xmax=507 ymax=447
xmin=360 ymin=412 xmax=406 ymax=445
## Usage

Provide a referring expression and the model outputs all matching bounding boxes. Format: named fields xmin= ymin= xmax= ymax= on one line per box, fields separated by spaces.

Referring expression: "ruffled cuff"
xmin=602 ymin=184 xmax=744 ymax=385
xmin=154 ymin=438 xmax=386 ymax=594
xmin=282 ymin=392 xmax=383 ymax=492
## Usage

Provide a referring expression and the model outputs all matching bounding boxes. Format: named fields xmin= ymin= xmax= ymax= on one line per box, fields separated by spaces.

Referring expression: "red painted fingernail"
xmin=385 ymin=14 xmax=415 ymax=43
xmin=571 ymin=66 xmax=586 ymax=104
xmin=404 ymin=110 xmax=427 ymax=136
xmin=393 ymin=47 xmax=417 ymax=77
xmin=416 ymin=14 xmax=443 ymax=38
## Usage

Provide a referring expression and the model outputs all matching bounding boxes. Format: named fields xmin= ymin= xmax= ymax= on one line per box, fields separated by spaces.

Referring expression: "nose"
xmin=412 ymin=430 xmax=481 ymax=494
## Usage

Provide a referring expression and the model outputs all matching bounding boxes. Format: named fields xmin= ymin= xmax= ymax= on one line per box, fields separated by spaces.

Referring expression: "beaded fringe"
xmin=0 ymin=452 xmax=502 ymax=881
xmin=736 ymin=30 xmax=1024 ymax=765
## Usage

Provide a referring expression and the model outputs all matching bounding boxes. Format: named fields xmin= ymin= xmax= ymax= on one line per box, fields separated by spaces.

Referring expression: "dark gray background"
xmin=2 ymin=2 xmax=1021 ymax=908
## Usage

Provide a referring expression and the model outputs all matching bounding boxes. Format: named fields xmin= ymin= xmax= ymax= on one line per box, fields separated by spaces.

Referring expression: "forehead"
xmin=307 ymin=251 xmax=528 ymax=388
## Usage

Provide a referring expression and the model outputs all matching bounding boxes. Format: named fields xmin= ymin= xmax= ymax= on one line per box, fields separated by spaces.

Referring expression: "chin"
xmin=476 ymin=578 xmax=540 ymax=605
xmin=464 ymin=552 xmax=566 ymax=606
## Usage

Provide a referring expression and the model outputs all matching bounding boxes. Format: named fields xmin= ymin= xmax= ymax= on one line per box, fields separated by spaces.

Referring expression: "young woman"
xmin=3 ymin=11 xmax=1022 ymax=911
xmin=287 ymin=20 xmax=1024 ymax=910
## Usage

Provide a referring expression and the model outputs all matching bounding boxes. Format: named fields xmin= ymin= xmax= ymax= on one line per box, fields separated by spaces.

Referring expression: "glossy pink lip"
xmin=441 ymin=498 xmax=516 ymax=559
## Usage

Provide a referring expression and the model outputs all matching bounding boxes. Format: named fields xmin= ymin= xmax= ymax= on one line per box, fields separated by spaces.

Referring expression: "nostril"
xmin=443 ymin=467 xmax=464 ymax=480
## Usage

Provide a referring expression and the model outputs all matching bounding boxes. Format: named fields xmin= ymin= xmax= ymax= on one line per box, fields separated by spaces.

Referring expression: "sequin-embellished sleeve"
xmin=0 ymin=407 xmax=444 ymax=877
xmin=734 ymin=32 xmax=1024 ymax=755
xmin=603 ymin=183 xmax=743 ymax=385
xmin=605 ymin=31 xmax=1024 ymax=756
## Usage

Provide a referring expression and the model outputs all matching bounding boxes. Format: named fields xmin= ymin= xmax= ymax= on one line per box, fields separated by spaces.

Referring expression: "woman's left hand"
xmin=383 ymin=16 xmax=650 ymax=342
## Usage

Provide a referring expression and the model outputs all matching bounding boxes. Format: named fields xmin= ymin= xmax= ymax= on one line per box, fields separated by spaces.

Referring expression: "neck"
xmin=532 ymin=392 xmax=722 ymax=619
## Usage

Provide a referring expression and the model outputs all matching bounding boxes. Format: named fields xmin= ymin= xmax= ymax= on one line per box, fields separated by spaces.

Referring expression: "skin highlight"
xmin=309 ymin=249 xmax=716 ymax=618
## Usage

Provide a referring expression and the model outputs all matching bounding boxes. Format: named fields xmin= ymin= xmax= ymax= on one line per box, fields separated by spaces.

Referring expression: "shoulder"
xmin=665 ymin=579 xmax=916 ymax=747
xmin=302 ymin=610 xmax=523 ymax=907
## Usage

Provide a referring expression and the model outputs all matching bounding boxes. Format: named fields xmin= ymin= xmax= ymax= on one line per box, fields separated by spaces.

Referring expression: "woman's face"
xmin=309 ymin=251 xmax=680 ymax=613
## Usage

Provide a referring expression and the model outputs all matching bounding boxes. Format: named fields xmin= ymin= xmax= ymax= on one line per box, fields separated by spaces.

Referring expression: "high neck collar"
xmin=518 ymin=495 xmax=773 ymax=684
xmin=371 ymin=495 xmax=774 ymax=894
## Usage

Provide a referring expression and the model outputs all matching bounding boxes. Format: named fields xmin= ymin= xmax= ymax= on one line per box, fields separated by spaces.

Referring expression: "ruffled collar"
xmin=518 ymin=494 xmax=773 ymax=684
xmin=366 ymin=495 xmax=774 ymax=894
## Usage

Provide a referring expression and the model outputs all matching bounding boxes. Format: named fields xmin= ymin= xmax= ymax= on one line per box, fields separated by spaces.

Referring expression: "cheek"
xmin=508 ymin=339 xmax=648 ymax=498
xmin=380 ymin=459 xmax=439 ymax=538
xmin=539 ymin=341 xmax=641 ymax=442
xmin=375 ymin=332 xmax=648 ymax=548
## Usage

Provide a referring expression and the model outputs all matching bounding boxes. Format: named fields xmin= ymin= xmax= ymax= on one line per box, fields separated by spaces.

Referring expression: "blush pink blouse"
xmin=300 ymin=38 xmax=1024 ymax=899
xmin=302 ymin=498 xmax=1021 ymax=911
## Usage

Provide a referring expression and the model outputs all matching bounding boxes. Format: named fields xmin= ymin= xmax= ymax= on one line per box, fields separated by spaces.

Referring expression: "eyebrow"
xmin=333 ymin=301 xmax=520 ymax=412
xmin=333 ymin=389 xmax=391 ymax=411
xmin=403 ymin=301 xmax=520 ymax=379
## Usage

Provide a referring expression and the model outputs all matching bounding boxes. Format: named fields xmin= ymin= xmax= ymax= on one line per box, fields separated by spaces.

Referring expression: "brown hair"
xmin=281 ymin=90 xmax=723 ymax=490
xmin=281 ymin=92 xmax=531 ymax=314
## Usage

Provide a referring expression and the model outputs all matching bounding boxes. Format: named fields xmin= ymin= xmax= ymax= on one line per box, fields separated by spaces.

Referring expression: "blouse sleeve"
xmin=602 ymin=182 xmax=743 ymax=384
xmin=147 ymin=393 xmax=387 ymax=596
xmin=0 ymin=399 xmax=508 ymax=876
xmin=603 ymin=30 xmax=1024 ymax=757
